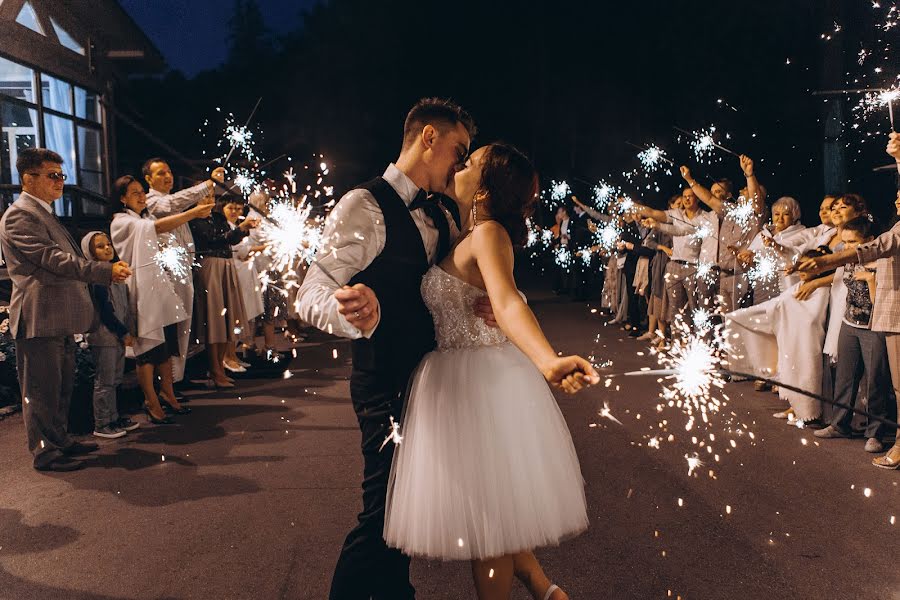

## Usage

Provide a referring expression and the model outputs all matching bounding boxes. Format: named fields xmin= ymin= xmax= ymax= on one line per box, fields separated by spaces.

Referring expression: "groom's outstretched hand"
xmin=335 ymin=284 xmax=380 ymax=333
xmin=543 ymin=356 xmax=600 ymax=395
xmin=473 ymin=296 xmax=498 ymax=328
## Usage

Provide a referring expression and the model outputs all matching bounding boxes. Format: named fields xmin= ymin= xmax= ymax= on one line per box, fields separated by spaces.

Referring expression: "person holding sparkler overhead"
xmin=682 ymin=155 xmax=766 ymax=313
xmin=632 ymin=186 xmax=712 ymax=325
xmin=143 ymin=158 xmax=226 ymax=384
xmin=110 ymin=175 xmax=210 ymax=424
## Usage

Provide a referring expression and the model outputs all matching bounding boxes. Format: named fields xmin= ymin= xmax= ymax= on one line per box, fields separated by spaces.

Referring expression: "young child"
xmin=814 ymin=217 xmax=890 ymax=452
xmin=81 ymin=232 xmax=139 ymax=439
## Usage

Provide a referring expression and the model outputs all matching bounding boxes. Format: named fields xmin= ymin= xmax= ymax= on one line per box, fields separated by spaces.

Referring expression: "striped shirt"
xmin=856 ymin=220 xmax=900 ymax=334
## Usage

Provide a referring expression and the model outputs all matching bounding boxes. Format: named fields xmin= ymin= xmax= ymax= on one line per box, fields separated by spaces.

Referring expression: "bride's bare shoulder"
xmin=470 ymin=221 xmax=512 ymax=249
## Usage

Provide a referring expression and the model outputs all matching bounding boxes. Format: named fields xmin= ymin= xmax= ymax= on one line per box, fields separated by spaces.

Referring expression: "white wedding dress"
xmin=384 ymin=266 xmax=588 ymax=561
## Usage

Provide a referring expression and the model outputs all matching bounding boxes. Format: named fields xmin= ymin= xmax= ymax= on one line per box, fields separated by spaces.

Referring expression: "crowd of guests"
xmin=549 ymin=132 xmax=900 ymax=470
xmin=0 ymin=147 xmax=307 ymax=472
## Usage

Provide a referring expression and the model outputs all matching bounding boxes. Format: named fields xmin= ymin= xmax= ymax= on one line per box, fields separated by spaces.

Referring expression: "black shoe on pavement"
xmin=35 ymin=457 xmax=85 ymax=472
xmin=62 ymin=441 xmax=99 ymax=456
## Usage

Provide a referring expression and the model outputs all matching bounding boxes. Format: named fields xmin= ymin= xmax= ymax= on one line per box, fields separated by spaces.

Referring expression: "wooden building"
xmin=0 ymin=0 xmax=164 ymax=228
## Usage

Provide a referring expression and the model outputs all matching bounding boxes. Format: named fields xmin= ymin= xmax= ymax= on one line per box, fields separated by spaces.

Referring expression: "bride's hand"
xmin=542 ymin=356 xmax=600 ymax=394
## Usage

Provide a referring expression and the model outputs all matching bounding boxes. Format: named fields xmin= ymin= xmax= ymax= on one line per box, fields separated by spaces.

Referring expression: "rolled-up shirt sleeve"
xmin=294 ymin=189 xmax=384 ymax=339
xmin=146 ymin=182 xmax=210 ymax=217
xmin=857 ymin=222 xmax=900 ymax=263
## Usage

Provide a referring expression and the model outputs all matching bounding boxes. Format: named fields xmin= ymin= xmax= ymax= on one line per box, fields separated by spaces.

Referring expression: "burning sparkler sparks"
xmin=595 ymin=221 xmax=622 ymax=253
xmin=150 ymin=234 xmax=193 ymax=282
xmin=544 ymin=180 xmax=572 ymax=205
xmin=747 ymin=252 xmax=780 ymax=288
xmin=258 ymin=197 xmax=326 ymax=274
xmin=592 ymin=181 xmax=618 ymax=210
xmin=598 ymin=402 xmax=623 ymax=425
xmin=725 ymin=197 xmax=758 ymax=232
xmin=637 ymin=144 xmax=670 ymax=173
xmin=379 ymin=416 xmax=403 ymax=451
xmin=554 ymin=246 xmax=573 ymax=271
xmin=657 ymin=316 xmax=728 ymax=411
xmin=689 ymin=127 xmax=718 ymax=162
xmin=685 ymin=453 xmax=704 ymax=476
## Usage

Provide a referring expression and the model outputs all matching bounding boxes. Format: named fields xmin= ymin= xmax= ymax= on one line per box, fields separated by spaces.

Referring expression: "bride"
xmin=384 ymin=143 xmax=598 ymax=600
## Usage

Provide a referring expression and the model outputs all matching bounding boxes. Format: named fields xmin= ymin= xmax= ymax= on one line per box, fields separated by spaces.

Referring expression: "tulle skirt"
xmin=384 ymin=341 xmax=588 ymax=561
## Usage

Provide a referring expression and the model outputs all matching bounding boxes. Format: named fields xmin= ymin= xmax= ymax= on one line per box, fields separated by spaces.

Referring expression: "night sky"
xmin=114 ymin=1 xmax=898 ymax=225
xmin=118 ymin=0 xmax=319 ymax=76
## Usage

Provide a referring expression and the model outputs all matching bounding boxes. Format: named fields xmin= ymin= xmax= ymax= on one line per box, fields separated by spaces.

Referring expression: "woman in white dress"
xmin=384 ymin=143 xmax=598 ymax=600
xmin=725 ymin=195 xmax=867 ymax=422
xmin=109 ymin=176 xmax=210 ymax=423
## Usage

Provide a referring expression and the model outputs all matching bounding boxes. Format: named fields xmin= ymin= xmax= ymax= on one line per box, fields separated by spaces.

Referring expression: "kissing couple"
xmin=295 ymin=97 xmax=599 ymax=600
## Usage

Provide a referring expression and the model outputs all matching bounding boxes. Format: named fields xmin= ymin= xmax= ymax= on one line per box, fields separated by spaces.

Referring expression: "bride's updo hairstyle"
xmin=478 ymin=143 xmax=538 ymax=246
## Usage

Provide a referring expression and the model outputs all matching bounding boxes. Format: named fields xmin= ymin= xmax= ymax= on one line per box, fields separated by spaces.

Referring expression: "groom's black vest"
xmin=348 ymin=177 xmax=443 ymax=399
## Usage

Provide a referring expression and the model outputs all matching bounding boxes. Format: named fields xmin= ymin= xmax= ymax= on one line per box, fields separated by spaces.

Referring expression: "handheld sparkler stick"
xmin=673 ymin=126 xmax=740 ymax=157
xmin=625 ymin=141 xmax=676 ymax=166
xmin=612 ymin=368 xmax=899 ymax=429
xmin=813 ymin=87 xmax=898 ymax=133
xmin=223 ymin=97 xmax=263 ymax=167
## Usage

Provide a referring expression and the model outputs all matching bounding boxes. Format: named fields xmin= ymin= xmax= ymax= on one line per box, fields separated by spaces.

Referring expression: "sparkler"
xmin=695 ymin=262 xmax=717 ymax=287
xmin=594 ymin=221 xmax=623 ymax=253
xmin=685 ymin=454 xmax=703 ymax=476
xmin=598 ymin=402 xmax=623 ymax=425
xmin=548 ymin=180 xmax=571 ymax=202
xmin=222 ymin=97 xmax=262 ymax=166
xmin=627 ymin=142 xmax=675 ymax=172
xmin=655 ymin=316 xmax=729 ymax=429
xmin=674 ymin=125 xmax=740 ymax=160
xmin=379 ymin=416 xmax=403 ymax=451
xmin=134 ymin=234 xmax=195 ymax=283
xmin=591 ymin=180 xmax=618 ymax=211
xmin=554 ymin=246 xmax=573 ymax=271
xmin=725 ymin=196 xmax=758 ymax=233
xmin=746 ymin=252 xmax=779 ymax=288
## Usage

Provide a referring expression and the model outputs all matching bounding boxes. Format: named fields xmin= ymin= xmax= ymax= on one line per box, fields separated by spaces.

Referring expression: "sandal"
xmin=543 ymin=584 xmax=565 ymax=600
xmin=872 ymin=447 xmax=900 ymax=470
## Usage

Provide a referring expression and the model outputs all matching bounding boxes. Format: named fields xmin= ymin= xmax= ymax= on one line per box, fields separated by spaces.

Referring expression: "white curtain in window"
xmin=43 ymin=114 xmax=75 ymax=183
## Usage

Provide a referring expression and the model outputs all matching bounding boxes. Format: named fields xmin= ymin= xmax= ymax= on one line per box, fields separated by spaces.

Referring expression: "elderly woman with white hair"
xmin=725 ymin=195 xmax=866 ymax=424
xmin=735 ymin=196 xmax=810 ymax=303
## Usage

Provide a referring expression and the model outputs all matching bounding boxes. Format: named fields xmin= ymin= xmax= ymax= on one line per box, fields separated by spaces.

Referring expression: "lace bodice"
xmin=421 ymin=266 xmax=507 ymax=351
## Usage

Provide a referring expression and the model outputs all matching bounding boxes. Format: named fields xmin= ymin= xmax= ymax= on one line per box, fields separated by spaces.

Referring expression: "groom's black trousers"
xmin=329 ymin=371 xmax=415 ymax=600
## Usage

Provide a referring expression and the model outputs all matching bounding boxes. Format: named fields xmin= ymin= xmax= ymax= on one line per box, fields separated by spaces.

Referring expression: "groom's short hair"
xmin=402 ymin=98 xmax=476 ymax=149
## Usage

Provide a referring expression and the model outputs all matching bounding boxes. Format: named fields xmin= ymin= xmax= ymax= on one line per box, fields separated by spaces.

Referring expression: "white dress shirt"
xmin=295 ymin=163 xmax=460 ymax=340
xmin=146 ymin=182 xmax=210 ymax=252
xmin=657 ymin=208 xmax=714 ymax=264
xmin=18 ymin=191 xmax=55 ymax=213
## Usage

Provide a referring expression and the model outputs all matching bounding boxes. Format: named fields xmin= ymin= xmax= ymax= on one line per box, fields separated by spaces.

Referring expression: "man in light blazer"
xmin=0 ymin=148 xmax=131 ymax=472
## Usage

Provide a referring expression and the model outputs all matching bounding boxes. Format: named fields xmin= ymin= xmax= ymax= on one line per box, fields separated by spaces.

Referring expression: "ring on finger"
xmin=353 ymin=311 xmax=360 ymax=319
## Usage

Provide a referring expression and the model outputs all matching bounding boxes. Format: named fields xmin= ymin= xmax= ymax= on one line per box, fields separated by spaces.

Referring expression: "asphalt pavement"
xmin=0 ymin=284 xmax=898 ymax=600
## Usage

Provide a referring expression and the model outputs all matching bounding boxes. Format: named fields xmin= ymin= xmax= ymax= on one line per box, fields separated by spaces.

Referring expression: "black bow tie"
xmin=407 ymin=189 xmax=433 ymax=212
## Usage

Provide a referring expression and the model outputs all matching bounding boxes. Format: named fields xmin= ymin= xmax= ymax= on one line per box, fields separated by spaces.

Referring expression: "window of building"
xmin=15 ymin=1 xmax=43 ymax=36
xmin=49 ymin=17 xmax=84 ymax=56
xmin=0 ymin=53 xmax=106 ymax=197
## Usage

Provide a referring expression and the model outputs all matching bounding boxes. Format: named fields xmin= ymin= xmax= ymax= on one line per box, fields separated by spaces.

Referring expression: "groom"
xmin=296 ymin=98 xmax=487 ymax=599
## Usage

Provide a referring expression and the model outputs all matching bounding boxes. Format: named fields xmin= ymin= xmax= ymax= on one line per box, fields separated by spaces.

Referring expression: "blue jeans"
xmin=90 ymin=344 xmax=124 ymax=429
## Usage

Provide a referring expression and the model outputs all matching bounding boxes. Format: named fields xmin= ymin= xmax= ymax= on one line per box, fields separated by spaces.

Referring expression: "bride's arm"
xmin=472 ymin=221 xmax=598 ymax=392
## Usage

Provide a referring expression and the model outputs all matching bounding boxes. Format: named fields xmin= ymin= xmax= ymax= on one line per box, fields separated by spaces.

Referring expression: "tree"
xmin=226 ymin=0 xmax=274 ymax=72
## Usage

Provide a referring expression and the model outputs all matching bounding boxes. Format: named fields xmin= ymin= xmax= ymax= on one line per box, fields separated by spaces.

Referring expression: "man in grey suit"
xmin=0 ymin=148 xmax=131 ymax=472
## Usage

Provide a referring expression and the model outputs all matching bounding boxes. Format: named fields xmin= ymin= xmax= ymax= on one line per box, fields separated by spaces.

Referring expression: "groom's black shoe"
xmin=62 ymin=441 xmax=99 ymax=456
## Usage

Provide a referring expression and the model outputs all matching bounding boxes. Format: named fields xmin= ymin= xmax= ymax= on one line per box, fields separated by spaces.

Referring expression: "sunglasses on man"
xmin=26 ymin=171 xmax=68 ymax=181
